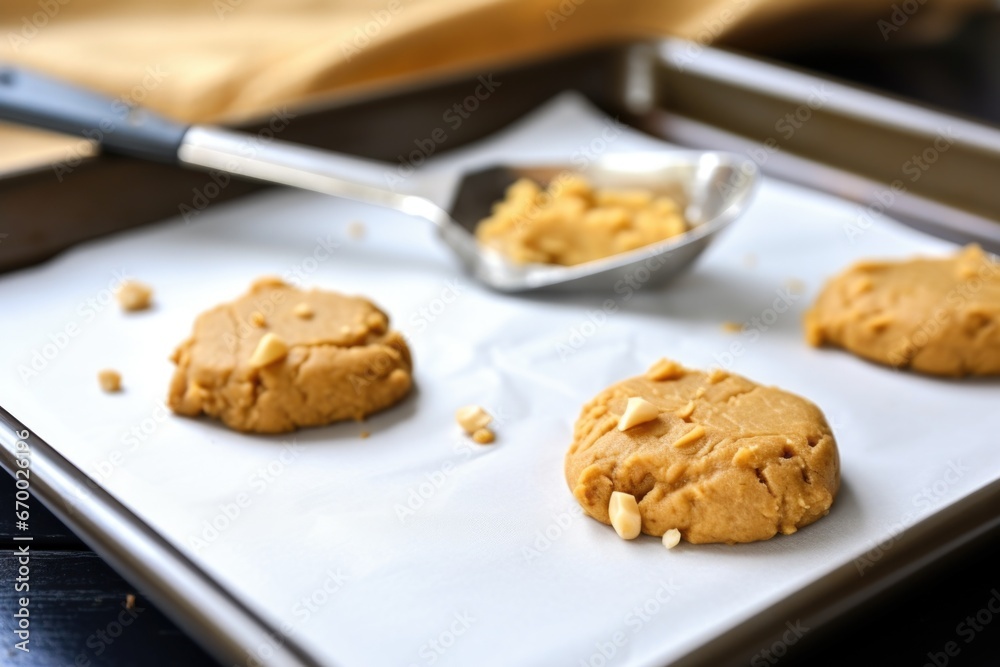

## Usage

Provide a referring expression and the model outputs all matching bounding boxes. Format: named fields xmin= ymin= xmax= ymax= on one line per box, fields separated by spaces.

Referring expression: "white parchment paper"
xmin=2 ymin=95 xmax=998 ymax=667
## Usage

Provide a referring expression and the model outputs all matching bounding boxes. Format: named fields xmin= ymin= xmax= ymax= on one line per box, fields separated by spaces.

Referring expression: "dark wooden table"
xmin=3 ymin=14 xmax=1000 ymax=667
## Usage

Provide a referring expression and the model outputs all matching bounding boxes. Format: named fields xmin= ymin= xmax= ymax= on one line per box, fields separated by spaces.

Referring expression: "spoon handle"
xmin=179 ymin=126 xmax=450 ymax=228
xmin=0 ymin=64 xmax=188 ymax=163
xmin=0 ymin=64 xmax=450 ymax=228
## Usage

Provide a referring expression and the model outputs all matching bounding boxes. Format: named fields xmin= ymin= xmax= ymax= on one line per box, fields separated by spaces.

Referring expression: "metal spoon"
xmin=0 ymin=65 xmax=759 ymax=292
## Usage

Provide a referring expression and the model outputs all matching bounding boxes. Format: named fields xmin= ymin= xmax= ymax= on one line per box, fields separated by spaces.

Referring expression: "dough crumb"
xmin=116 ymin=280 xmax=153 ymax=312
xmin=98 ymin=369 xmax=122 ymax=393
xmin=125 ymin=593 xmax=136 ymax=610
xmin=360 ymin=430 xmax=370 ymax=439
xmin=722 ymin=321 xmax=742 ymax=333
xmin=472 ymin=428 xmax=495 ymax=444
xmin=348 ymin=221 xmax=366 ymax=239
xmin=250 ymin=311 xmax=266 ymax=328
xmin=293 ymin=302 xmax=314 ymax=319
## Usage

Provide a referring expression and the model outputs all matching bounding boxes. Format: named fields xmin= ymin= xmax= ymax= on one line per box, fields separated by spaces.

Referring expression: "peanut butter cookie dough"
xmin=168 ymin=277 xmax=412 ymax=433
xmin=565 ymin=360 xmax=839 ymax=545
xmin=804 ymin=244 xmax=1000 ymax=377
xmin=475 ymin=175 xmax=686 ymax=266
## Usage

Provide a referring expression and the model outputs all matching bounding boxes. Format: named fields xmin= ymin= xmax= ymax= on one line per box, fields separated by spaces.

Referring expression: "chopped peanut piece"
xmin=293 ymin=302 xmax=314 ymax=319
xmin=116 ymin=281 xmax=153 ymax=312
xmin=249 ymin=333 xmax=288 ymax=368
xmin=98 ymin=369 xmax=122 ymax=393
xmin=360 ymin=430 xmax=370 ymax=439
xmin=608 ymin=491 xmax=642 ymax=540
xmin=672 ymin=424 xmax=706 ymax=449
xmin=472 ymin=428 xmax=495 ymax=444
xmin=646 ymin=358 xmax=685 ymax=381
xmin=617 ymin=397 xmax=659 ymax=431
xmin=708 ymin=368 xmax=729 ymax=384
xmin=250 ymin=312 xmax=266 ymax=328
xmin=455 ymin=405 xmax=491 ymax=434
xmin=662 ymin=529 xmax=681 ymax=549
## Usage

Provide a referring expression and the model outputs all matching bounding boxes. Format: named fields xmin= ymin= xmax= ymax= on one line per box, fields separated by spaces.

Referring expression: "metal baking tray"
xmin=3 ymin=37 xmax=1000 ymax=667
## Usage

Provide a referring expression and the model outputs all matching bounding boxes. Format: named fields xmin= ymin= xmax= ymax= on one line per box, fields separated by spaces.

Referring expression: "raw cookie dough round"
xmin=168 ymin=277 xmax=413 ymax=433
xmin=804 ymin=244 xmax=1000 ymax=377
xmin=564 ymin=360 xmax=839 ymax=545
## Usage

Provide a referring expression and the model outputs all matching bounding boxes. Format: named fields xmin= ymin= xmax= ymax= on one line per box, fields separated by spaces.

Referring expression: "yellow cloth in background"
xmin=0 ymin=0 xmax=986 ymax=171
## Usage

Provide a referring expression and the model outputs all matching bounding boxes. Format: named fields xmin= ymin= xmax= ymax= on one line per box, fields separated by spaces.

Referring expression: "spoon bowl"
xmin=0 ymin=65 xmax=759 ymax=292
xmin=444 ymin=151 xmax=759 ymax=291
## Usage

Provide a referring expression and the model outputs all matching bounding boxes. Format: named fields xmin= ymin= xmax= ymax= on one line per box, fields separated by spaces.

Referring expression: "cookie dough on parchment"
xmin=804 ymin=244 xmax=1000 ymax=377
xmin=168 ymin=277 xmax=412 ymax=433
xmin=565 ymin=360 xmax=839 ymax=545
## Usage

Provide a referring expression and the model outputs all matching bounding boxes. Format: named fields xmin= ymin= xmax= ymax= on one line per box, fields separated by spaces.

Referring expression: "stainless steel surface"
xmin=0 ymin=407 xmax=325 ymax=667
xmin=180 ymin=126 xmax=758 ymax=292
xmin=627 ymin=39 xmax=1000 ymax=253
